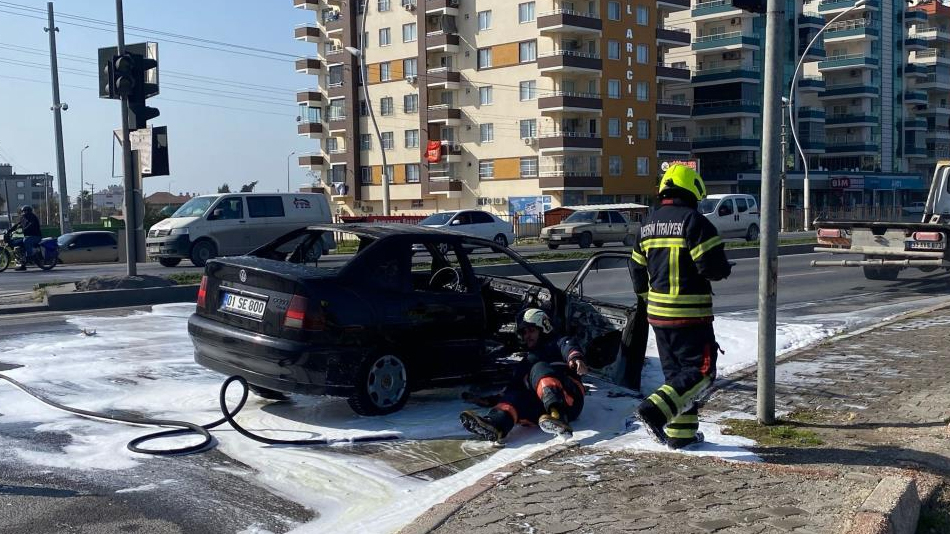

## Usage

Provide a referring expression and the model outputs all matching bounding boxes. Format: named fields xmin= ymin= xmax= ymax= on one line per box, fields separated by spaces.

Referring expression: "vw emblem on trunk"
xmin=239 ymin=269 xmax=247 ymax=283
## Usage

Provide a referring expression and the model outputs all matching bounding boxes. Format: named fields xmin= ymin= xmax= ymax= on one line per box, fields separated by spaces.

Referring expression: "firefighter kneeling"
xmin=460 ymin=308 xmax=587 ymax=442
xmin=631 ymin=164 xmax=731 ymax=450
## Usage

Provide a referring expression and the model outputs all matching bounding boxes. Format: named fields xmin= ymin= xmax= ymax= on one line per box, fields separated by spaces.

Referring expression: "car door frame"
xmin=715 ymin=198 xmax=739 ymax=238
xmin=206 ymin=195 xmax=249 ymax=255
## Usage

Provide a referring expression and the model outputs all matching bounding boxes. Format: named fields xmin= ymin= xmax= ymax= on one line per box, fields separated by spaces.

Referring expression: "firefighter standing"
xmin=460 ymin=308 xmax=588 ymax=441
xmin=630 ymin=164 xmax=731 ymax=449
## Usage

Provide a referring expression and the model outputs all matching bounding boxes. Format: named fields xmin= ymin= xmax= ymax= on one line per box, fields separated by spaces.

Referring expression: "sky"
xmin=0 ymin=0 xmax=317 ymax=198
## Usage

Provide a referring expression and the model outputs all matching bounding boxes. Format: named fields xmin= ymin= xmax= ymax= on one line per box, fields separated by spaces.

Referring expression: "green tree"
xmin=217 ymin=183 xmax=231 ymax=193
xmin=239 ymin=181 xmax=258 ymax=193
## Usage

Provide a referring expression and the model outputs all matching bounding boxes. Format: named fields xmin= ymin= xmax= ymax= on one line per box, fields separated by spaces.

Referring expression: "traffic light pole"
xmin=115 ymin=0 xmax=136 ymax=276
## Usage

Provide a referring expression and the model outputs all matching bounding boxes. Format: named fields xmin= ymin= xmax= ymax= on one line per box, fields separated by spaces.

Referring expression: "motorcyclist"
xmin=460 ymin=308 xmax=588 ymax=441
xmin=9 ymin=205 xmax=42 ymax=271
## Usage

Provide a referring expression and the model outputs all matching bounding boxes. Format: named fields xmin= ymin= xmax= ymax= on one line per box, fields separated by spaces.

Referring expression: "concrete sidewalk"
xmin=401 ymin=307 xmax=950 ymax=534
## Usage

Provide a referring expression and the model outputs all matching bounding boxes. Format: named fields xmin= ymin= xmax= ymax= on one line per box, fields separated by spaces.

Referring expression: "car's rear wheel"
xmin=493 ymin=234 xmax=508 ymax=247
xmin=159 ymin=257 xmax=182 ymax=267
xmin=248 ymin=385 xmax=290 ymax=401
xmin=622 ymin=235 xmax=635 ymax=247
xmin=190 ymin=240 xmax=217 ymax=267
xmin=348 ymin=353 xmax=410 ymax=416
xmin=745 ymin=224 xmax=760 ymax=242
xmin=547 ymin=243 xmax=559 ymax=250
xmin=578 ymin=232 xmax=593 ymax=249
xmin=863 ymin=265 xmax=900 ymax=281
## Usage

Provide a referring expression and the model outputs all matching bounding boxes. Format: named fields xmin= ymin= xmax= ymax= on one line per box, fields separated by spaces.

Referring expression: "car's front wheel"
xmin=348 ymin=353 xmax=410 ymax=416
xmin=159 ymin=257 xmax=182 ymax=267
xmin=578 ymin=232 xmax=593 ymax=249
xmin=493 ymin=234 xmax=508 ymax=247
xmin=547 ymin=243 xmax=559 ymax=250
xmin=190 ymin=240 xmax=217 ymax=267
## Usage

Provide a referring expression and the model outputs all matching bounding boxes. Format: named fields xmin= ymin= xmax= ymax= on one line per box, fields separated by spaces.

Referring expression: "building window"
xmin=479 ymin=160 xmax=495 ymax=179
xmin=519 ymin=40 xmax=537 ymax=63
xmin=480 ymin=123 xmax=494 ymax=143
xmin=359 ymin=100 xmax=369 ymax=116
xmin=441 ymin=126 xmax=456 ymax=143
xmin=329 ymin=101 xmax=345 ymax=119
xmin=519 ymin=80 xmax=537 ymax=101
xmin=636 ymin=82 xmax=649 ymax=102
xmin=16 ymin=181 xmax=24 ymax=188
xmin=608 ymin=118 xmax=621 ymax=138
xmin=477 ymin=10 xmax=491 ymax=31
xmin=378 ymin=0 xmax=390 ymax=11
xmin=636 ymin=6 xmax=648 ymax=25
xmin=360 ymin=134 xmax=372 ymax=150
xmin=380 ymin=97 xmax=394 ymax=116
xmin=520 ymin=157 xmax=538 ymax=177
xmin=406 ymin=164 xmax=420 ymax=183
xmin=361 ymin=166 xmax=372 ymax=184
xmin=326 ymin=138 xmax=339 ymax=153
xmin=403 ymin=58 xmax=417 ymax=77
xmin=16 ymin=193 xmax=25 ymax=201
xmin=607 ymin=1 xmax=620 ymax=20
xmin=379 ymin=62 xmax=391 ymax=81
xmin=609 ymin=156 xmax=622 ymax=176
xmin=479 ymin=86 xmax=493 ymax=105
xmin=402 ymin=23 xmax=416 ymax=42
xmin=636 ymin=44 xmax=648 ymax=64
xmin=477 ymin=48 xmax=492 ymax=70
xmin=382 ymin=132 xmax=394 ymax=150
xmin=607 ymin=40 xmax=620 ymax=60
xmin=637 ymin=157 xmax=649 ymax=176
xmin=379 ymin=27 xmax=391 ymax=46
xmin=518 ymin=2 xmax=535 ymax=23
xmin=637 ymin=119 xmax=650 ymax=139
xmin=404 ymin=93 xmax=418 ymax=113
xmin=405 ymin=129 xmax=419 ymax=148
xmin=520 ymin=119 xmax=537 ymax=138
xmin=607 ymin=80 xmax=621 ymax=99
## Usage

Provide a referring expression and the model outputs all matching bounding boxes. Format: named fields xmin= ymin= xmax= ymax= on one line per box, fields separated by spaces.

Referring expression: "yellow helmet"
xmin=658 ymin=164 xmax=707 ymax=202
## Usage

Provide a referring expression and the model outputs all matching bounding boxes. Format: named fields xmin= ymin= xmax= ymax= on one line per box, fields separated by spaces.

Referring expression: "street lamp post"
xmin=789 ymin=0 xmax=867 ymax=231
xmin=80 ymin=144 xmax=89 ymax=225
xmin=346 ymin=27 xmax=390 ymax=216
xmin=286 ymin=151 xmax=295 ymax=193
xmin=85 ymin=181 xmax=94 ymax=224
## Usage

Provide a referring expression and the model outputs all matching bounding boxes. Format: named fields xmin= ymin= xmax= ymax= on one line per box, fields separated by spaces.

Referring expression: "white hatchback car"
xmin=698 ymin=194 xmax=761 ymax=241
xmin=419 ymin=210 xmax=515 ymax=247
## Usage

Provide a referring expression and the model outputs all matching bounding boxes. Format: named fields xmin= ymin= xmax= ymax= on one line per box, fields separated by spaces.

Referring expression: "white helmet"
xmin=516 ymin=308 xmax=553 ymax=334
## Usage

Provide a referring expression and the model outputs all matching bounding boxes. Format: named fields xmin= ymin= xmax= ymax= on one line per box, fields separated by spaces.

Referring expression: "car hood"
xmin=546 ymin=222 xmax=593 ymax=231
xmin=151 ymin=217 xmax=200 ymax=230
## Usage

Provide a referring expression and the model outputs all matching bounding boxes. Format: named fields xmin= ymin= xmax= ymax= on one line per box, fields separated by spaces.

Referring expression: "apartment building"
xmin=663 ymin=0 xmax=950 ymax=206
xmin=0 ymin=163 xmax=54 ymax=222
xmin=293 ymin=0 xmax=676 ymax=216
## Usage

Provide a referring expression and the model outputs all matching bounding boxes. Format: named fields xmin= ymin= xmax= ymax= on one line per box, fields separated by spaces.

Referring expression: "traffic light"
xmin=128 ymin=102 xmax=160 ymax=130
xmin=112 ymin=53 xmax=135 ymax=96
xmin=731 ymin=0 xmax=766 ymax=13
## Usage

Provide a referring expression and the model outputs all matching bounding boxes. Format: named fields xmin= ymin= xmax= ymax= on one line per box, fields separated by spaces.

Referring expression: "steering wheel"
xmin=429 ymin=266 xmax=461 ymax=291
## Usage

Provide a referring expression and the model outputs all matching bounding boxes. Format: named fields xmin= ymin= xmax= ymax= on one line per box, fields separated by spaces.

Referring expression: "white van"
xmin=146 ymin=192 xmax=333 ymax=267
xmin=698 ymin=194 xmax=761 ymax=241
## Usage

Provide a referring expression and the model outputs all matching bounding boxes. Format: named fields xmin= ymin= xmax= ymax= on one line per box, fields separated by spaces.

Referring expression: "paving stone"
xmin=659 ymin=503 xmax=690 ymax=513
xmin=462 ymin=511 xmax=507 ymax=528
xmin=763 ymin=506 xmax=807 ymax=517
xmin=689 ymin=519 xmax=737 ymax=532
xmin=735 ymin=511 xmax=770 ymax=523
xmin=764 ymin=518 xmax=811 ymax=531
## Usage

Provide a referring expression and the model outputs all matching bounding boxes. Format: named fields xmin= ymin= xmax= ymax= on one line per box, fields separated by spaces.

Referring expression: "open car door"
xmin=564 ymin=251 xmax=649 ymax=389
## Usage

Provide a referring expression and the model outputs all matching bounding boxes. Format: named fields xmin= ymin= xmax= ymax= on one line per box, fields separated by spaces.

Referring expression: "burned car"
xmin=188 ymin=224 xmax=646 ymax=415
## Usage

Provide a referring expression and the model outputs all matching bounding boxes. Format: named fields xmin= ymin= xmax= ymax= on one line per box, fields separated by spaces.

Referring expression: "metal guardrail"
xmin=694 ymin=31 xmax=758 ymax=43
xmin=538 ymin=9 xmax=597 ymax=17
xmin=538 ymin=90 xmax=601 ymax=99
xmin=538 ymin=50 xmax=601 ymax=59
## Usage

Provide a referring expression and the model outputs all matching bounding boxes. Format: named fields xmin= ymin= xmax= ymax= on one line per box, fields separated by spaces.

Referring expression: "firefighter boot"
xmin=538 ymin=406 xmax=572 ymax=438
xmin=635 ymin=401 xmax=668 ymax=445
xmin=460 ymin=410 xmax=505 ymax=442
xmin=667 ymin=431 xmax=705 ymax=450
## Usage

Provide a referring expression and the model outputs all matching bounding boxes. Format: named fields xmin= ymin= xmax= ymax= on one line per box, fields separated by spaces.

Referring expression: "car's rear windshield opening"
xmin=249 ymin=228 xmax=364 ymax=268
xmin=564 ymin=211 xmax=597 ymax=223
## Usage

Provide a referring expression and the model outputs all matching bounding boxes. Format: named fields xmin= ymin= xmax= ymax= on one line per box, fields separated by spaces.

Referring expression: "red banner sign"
xmin=426 ymin=140 xmax=442 ymax=163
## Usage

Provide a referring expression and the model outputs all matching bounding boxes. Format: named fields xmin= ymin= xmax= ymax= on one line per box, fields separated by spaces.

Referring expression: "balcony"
xmin=297 ymin=122 xmax=324 ymax=138
xmin=916 ymin=72 xmax=950 ymax=90
xmin=325 ymin=47 xmax=346 ymax=65
xmin=904 ymin=63 xmax=929 ymax=78
xmin=692 ymin=32 xmax=760 ymax=52
xmin=910 ymin=27 xmax=950 ymax=44
xmin=656 ymin=135 xmax=691 ymax=153
xmin=824 ymin=19 xmax=879 ymax=43
xmin=906 ymin=9 xmax=928 ymax=23
xmin=692 ymin=99 xmax=760 ymax=118
xmin=824 ymin=135 xmax=879 ymax=154
xmin=426 ymin=104 xmax=462 ymax=125
xmin=691 ymin=135 xmax=760 ymax=152
xmin=797 ymin=107 xmax=826 ymax=121
xmin=905 ymin=144 xmax=928 ymax=157
xmin=537 ymin=132 xmax=603 ymax=151
xmin=798 ymin=12 xmax=825 ymax=29
xmin=426 ymin=67 xmax=462 ymax=89
xmin=658 ymin=0 xmax=690 ymax=12
xmin=293 ymin=0 xmax=319 ymax=10
xmin=298 ymin=153 xmax=327 ymax=169
xmin=906 ymin=37 xmax=930 ymax=51
xmin=538 ymin=51 xmax=602 ymax=74
xmin=656 ymin=25 xmax=691 ymax=47
xmin=426 ymin=31 xmax=460 ymax=53
xmin=425 ymin=0 xmax=460 ymax=16
xmin=904 ymin=118 xmax=928 ymax=130
xmin=656 ymin=98 xmax=692 ymax=118
xmin=818 ymin=0 xmax=878 ymax=14
xmin=819 ymin=83 xmax=878 ymax=99
xmin=926 ymin=128 xmax=950 ymax=141
xmin=910 ymin=48 xmax=950 ymax=66
xmin=691 ymin=0 xmax=743 ymax=19
xmin=656 ymin=63 xmax=691 ymax=82
xmin=294 ymin=24 xmax=321 ymax=43
xmin=798 ymin=75 xmax=825 ymax=92
xmin=537 ymin=91 xmax=602 ymax=114
xmin=428 ymin=177 xmax=463 ymax=196
xmin=537 ymin=10 xmax=602 ymax=34
xmin=328 ymin=115 xmax=348 ymax=133
xmin=818 ymin=54 xmax=879 ymax=71
xmin=323 ymin=11 xmax=345 ymax=34
xmin=538 ymin=174 xmax=603 ymax=191
xmin=800 ymin=135 xmax=826 ymax=152
xmin=295 ymin=57 xmax=322 ymax=75
xmin=801 ymin=46 xmax=826 ymax=62
xmin=905 ymin=91 xmax=928 ymax=105
xmin=296 ymin=90 xmax=323 ymax=107
xmin=691 ymin=65 xmax=760 ymax=86
xmin=441 ymin=141 xmax=463 ymax=163
xmin=919 ymin=105 xmax=950 ymax=117
xmin=825 ymin=113 xmax=878 ymax=127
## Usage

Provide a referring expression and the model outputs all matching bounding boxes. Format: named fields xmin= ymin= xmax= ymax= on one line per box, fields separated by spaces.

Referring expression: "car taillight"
xmin=817 ymin=228 xmax=841 ymax=238
xmin=913 ymin=231 xmax=943 ymax=242
xmin=817 ymin=228 xmax=851 ymax=247
xmin=283 ymin=294 xmax=325 ymax=331
xmin=196 ymin=276 xmax=208 ymax=308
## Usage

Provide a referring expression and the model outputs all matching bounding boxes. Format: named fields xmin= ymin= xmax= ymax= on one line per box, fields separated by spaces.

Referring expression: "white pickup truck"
xmin=812 ymin=161 xmax=950 ymax=281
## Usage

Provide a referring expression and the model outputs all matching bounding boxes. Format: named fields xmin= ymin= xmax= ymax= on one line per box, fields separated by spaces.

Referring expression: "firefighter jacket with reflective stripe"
xmin=631 ymin=198 xmax=731 ymax=326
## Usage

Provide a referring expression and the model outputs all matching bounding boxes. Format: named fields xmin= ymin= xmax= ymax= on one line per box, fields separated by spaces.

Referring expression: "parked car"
xmin=902 ymin=202 xmax=926 ymax=215
xmin=540 ymin=209 xmax=637 ymax=249
xmin=146 ymin=192 xmax=333 ymax=267
xmin=188 ymin=224 xmax=645 ymax=416
xmin=698 ymin=194 xmax=760 ymax=241
xmin=419 ymin=210 xmax=515 ymax=247
xmin=56 ymin=231 xmax=119 ymax=264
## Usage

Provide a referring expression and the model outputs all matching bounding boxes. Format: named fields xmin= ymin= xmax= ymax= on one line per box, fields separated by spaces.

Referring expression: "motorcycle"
xmin=0 ymin=230 xmax=59 ymax=272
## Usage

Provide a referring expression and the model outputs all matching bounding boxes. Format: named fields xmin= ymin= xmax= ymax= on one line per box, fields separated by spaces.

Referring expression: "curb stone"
xmin=848 ymin=476 xmax=920 ymax=534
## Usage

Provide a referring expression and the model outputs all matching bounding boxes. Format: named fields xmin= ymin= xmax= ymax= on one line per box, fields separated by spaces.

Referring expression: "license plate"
xmin=907 ymin=241 xmax=945 ymax=250
xmin=220 ymin=292 xmax=267 ymax=319
xmin=551 ymin=235 xmax=563 ymax=241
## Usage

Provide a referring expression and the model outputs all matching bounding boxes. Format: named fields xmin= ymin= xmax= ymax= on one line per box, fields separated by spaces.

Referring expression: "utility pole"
xmin=115 ymin=0 xmax=136 ymax=276
xmin=756 ymin=0 xmax=784 ymax=425
xmin=780 ymin=99 xmax=788 ymax=233
xmin=45 ymin=2 xmax=69 ymax=235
